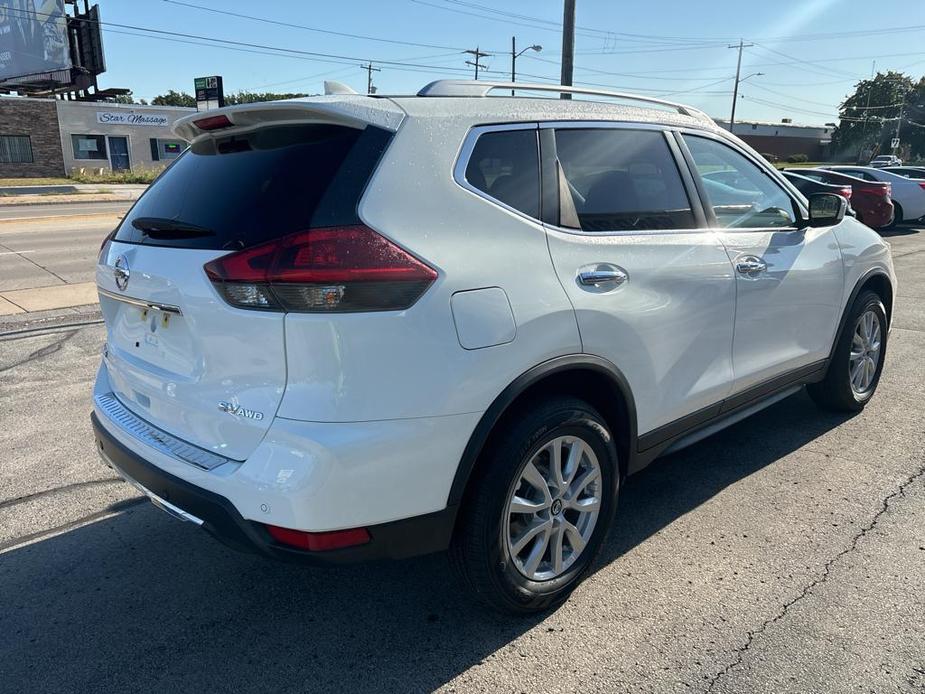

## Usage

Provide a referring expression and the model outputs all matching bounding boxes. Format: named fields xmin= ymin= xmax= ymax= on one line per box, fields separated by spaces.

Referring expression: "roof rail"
xmin=417 ymin=80 xmax=712 ymax=122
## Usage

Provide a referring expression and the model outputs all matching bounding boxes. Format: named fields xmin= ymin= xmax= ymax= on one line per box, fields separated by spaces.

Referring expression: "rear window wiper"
xmin=131 ymin=217 xmax=215 ymax=239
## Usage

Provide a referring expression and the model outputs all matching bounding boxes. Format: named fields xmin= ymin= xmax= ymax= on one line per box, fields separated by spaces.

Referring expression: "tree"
xmin=151 ymin=90 xmax=196 ymax=107
xmin=108 ymin=93 xmax=148 ymax=105
xmin=831 ymin=71 xmax=925 ymax=162
xmin=224 ymin=91 xmax=310 ymax=105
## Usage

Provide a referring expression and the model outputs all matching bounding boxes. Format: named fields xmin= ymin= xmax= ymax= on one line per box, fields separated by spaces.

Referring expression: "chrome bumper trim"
xmin=94 ymin=392 xmax=231 ymax=471
xmin=98 ymin=288 xmax=183 ymax=315
xmin=100 ymin=448 xmax=205 ymax=526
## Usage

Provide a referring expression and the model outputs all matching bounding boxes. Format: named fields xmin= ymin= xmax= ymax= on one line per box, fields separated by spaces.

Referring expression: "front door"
xmin=680 ymin=133 xmax=843 ymax=393
xmin=108 ymin=136 xmax=130 ymax=171
xmin=542 ymin=124 xmax=737 ymax=440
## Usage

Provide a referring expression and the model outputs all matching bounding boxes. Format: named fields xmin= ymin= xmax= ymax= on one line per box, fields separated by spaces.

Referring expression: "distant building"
xmin=714 ymin=118 xmax=833 ymax=161
xmin=0 ymin=97 xmax=193 ymax=178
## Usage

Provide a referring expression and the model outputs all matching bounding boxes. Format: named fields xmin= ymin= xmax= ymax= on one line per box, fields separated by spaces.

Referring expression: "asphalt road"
xmin=1 ymin=225 xmax=924 ymax=693
xmin=0 ymin=202 xmax=127 ymax=292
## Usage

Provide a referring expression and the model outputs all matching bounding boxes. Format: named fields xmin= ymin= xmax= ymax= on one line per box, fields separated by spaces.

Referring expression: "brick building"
xmin=714 ymin=119 xmax=833 ymax=161
xmin=0 ymin=97 xmax=67 ymax=178
xmin=0 ymin=97 xmax=192 ymax=178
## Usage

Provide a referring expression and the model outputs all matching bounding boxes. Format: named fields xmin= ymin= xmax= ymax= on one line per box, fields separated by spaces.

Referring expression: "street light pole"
xmin=511 ymin=37 xmax=542 ymax=95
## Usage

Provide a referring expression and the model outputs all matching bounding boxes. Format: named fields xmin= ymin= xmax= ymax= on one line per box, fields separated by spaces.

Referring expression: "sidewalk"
xmin=0 ymin=184 xmax=147 ymax=206
xmin=0 ymin=282 xmax=98 ymax=315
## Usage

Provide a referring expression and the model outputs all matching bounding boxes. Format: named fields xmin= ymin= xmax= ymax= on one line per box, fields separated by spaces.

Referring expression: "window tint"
xmin=114 ymin=124 xmax=391 ymax=250
xmin=72 ymin=134 xmax=107 ymax=161
xmin=553 ymin=128 xmax=694 ymax=231
xmin=683 ymin=135 xmax=797 ymax=229
xmin=465 ymin=129 xmax=540 ymax=218
xmin=841 ymin=169 xmax=876 ymax=181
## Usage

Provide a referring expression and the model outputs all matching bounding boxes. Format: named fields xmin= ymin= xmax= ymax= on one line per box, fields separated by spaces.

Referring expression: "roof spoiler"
xmin=173 ymin=97 xmax=403 ymax=142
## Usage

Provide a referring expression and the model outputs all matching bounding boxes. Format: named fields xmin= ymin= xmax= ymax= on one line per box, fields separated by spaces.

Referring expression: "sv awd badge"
xmin=218 ymin=401 xmax=265 ymax=421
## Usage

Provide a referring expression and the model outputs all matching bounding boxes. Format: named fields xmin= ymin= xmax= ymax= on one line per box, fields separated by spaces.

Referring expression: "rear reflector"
xmin=204 ymin=225 xmax=437 ymax=312
xmin=265 ymin=524 xmax=370 ymax=552
xmin=194 ymin=114 xmax=233 ymax=131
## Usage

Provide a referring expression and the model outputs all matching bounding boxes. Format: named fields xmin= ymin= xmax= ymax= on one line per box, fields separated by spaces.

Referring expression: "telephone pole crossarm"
xmin=464 ymin=47 xmax=490 ymax=80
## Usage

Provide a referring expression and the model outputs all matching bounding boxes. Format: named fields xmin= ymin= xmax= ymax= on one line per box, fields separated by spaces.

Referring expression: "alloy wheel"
xmin=849 ymin=308 xmax=882 ymax=396
xmin=504 ymin=436 xmax=603 ymax=581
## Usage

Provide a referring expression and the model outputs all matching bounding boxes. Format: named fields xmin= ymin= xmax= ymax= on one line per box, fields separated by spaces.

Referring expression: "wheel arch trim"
xmin=830 ymin=267 xmax=893 ymax=361
xmin=446 ymin=354 xmax=638 ymax=507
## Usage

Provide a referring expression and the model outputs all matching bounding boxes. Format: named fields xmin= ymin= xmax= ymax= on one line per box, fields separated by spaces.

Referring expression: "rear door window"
xmin=553 ymin=128 xmax=695 ymax=231
xmin=114 ymin=124 xmax=391 ymax=250
xmin=464 ymin=128 xmax=540 ymax=219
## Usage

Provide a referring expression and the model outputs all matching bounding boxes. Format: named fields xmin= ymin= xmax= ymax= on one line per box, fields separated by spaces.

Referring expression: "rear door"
xmin=679 ymin=133 xmax=843 ymax=393
xmin=98 ymin=121 xmax=391 ymax=460
xmin=541 ymin=123 xmax=736 ymax=439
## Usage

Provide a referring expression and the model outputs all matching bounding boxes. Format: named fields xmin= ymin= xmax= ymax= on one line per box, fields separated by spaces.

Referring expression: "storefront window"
xmin=0 ymin=135 xmax=33 ymax=164
xmin=149 ymin=138 xmax=186 ymax=162
xmin=72 ymin=134 xmax=108 ymax=160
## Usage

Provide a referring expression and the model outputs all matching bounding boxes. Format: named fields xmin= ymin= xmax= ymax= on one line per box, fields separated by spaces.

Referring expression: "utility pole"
xmin=728 ymin=38 xmax=754 ymax=131
xmin=464 ymin=47 xmax=489 ymax=80
xmin=560 ymin=0 xmax=576 ymax=98
xmin=894 ymin=101 xmax=904 ymax=154
xmin=361 ymin=62 xmax=380 ymax=95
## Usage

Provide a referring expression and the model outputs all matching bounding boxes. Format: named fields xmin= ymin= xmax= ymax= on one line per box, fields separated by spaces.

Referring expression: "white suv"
xmin=92 ymin=80 xmax=896 ymax=613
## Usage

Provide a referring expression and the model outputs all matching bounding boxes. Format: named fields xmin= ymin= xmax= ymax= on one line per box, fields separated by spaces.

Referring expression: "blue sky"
xmin=99 ymin=0 xmax=925 ymax=125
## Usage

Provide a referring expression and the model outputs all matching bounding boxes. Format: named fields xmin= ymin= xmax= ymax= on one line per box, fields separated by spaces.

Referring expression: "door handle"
xmin=577 ymin=265 xmax=628 ymax=288
xmin=735 ymin=255 xmax=767 ymax=278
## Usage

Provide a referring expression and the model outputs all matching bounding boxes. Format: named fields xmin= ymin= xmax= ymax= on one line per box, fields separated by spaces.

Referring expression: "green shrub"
xmin=787 ymin=153 xmax=809 ymax=163
xmin=68 ymin=167 xmax=165 ymax=184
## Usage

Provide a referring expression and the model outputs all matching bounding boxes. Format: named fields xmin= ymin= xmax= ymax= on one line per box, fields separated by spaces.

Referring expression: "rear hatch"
xmin=98 ymin=104 xmax=396 ymax=460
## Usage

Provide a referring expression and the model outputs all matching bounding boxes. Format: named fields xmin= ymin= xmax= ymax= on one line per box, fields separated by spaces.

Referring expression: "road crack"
xmin=704 ymin=454 xmax=925 ymax=693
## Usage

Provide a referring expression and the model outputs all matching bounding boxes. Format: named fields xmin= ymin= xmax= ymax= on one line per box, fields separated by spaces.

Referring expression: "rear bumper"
xmin=92 ymin=411 xmax=457 ymax=563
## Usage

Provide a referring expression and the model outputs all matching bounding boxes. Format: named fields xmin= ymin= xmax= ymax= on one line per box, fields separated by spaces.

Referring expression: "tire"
xmin=886 ymin=202 xmax=903 ymax=229
xmin=808 ymin=290 xmax=887 ymax=412
xmin=450 ymin=397 xmax=620 ymax=614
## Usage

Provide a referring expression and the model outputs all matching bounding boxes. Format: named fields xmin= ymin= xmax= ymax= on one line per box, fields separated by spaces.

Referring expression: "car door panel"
xmin=680 ymin=132 xmax=844 ymax=394
xmin=546 ymin=228 xmax=736 ymax=435
xmin=719 ymin=227 xmax=843 ymax=390
xmin=542 ymin=125 xmax=736 ymax=437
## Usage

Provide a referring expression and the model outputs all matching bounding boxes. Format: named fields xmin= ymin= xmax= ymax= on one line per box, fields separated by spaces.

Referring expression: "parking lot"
xmin=1 ymin=216 xmax=924 ymax=693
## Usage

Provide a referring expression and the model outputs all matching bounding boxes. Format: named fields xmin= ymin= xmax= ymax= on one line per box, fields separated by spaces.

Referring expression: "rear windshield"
xmin=114 ymin=124 xmax=392 ymax=250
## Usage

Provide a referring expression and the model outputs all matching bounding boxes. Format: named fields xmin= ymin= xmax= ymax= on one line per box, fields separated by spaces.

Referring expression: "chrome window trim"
xmin=452 ymin=122 xmax=544 ymax=226
xmin=95 ymin=391 xmax=234 ymax=470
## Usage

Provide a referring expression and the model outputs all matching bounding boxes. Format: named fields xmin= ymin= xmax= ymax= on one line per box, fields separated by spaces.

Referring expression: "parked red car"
xmin=785 ymin=168 xmax=893 ymax=229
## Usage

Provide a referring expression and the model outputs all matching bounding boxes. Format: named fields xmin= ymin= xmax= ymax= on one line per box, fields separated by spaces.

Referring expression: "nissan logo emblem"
xmin=114 ymin=255 xmax=130 ymax=291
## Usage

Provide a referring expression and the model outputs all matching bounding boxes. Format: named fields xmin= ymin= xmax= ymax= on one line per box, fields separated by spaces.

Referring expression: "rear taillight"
xmin=204 ymin=225 xmax=438 ymax=313
xmin=840 ymin=186 xmax=852 ymax=201
xmin=919 ymin=182 xmax=925 ymax=190
xmin=98 ymin=229 xmax=115 ymax=261
xmin=265 ymin=524 xmax=370 ymax=551
xmin=860 ymin=184 xmax=890 ymax=198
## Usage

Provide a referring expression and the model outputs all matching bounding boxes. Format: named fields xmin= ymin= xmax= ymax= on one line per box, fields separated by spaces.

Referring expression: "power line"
xmin=3 ymin=5 xmax=501 ymax=77
xmin=161 ymin=0 xmax=473 ymax=51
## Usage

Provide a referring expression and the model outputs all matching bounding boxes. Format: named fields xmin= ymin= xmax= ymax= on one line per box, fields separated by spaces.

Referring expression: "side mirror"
xmin=807 ymin=193 xmax=847 ymax=227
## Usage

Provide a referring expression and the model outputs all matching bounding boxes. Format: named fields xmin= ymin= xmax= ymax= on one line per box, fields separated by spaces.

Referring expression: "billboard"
xmin=0 ymin=0 xmax=71 ymax=82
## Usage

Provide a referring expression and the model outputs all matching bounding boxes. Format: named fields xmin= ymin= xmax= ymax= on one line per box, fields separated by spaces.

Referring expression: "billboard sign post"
xmin=194 ymin=75 xmax=224 ymax=111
